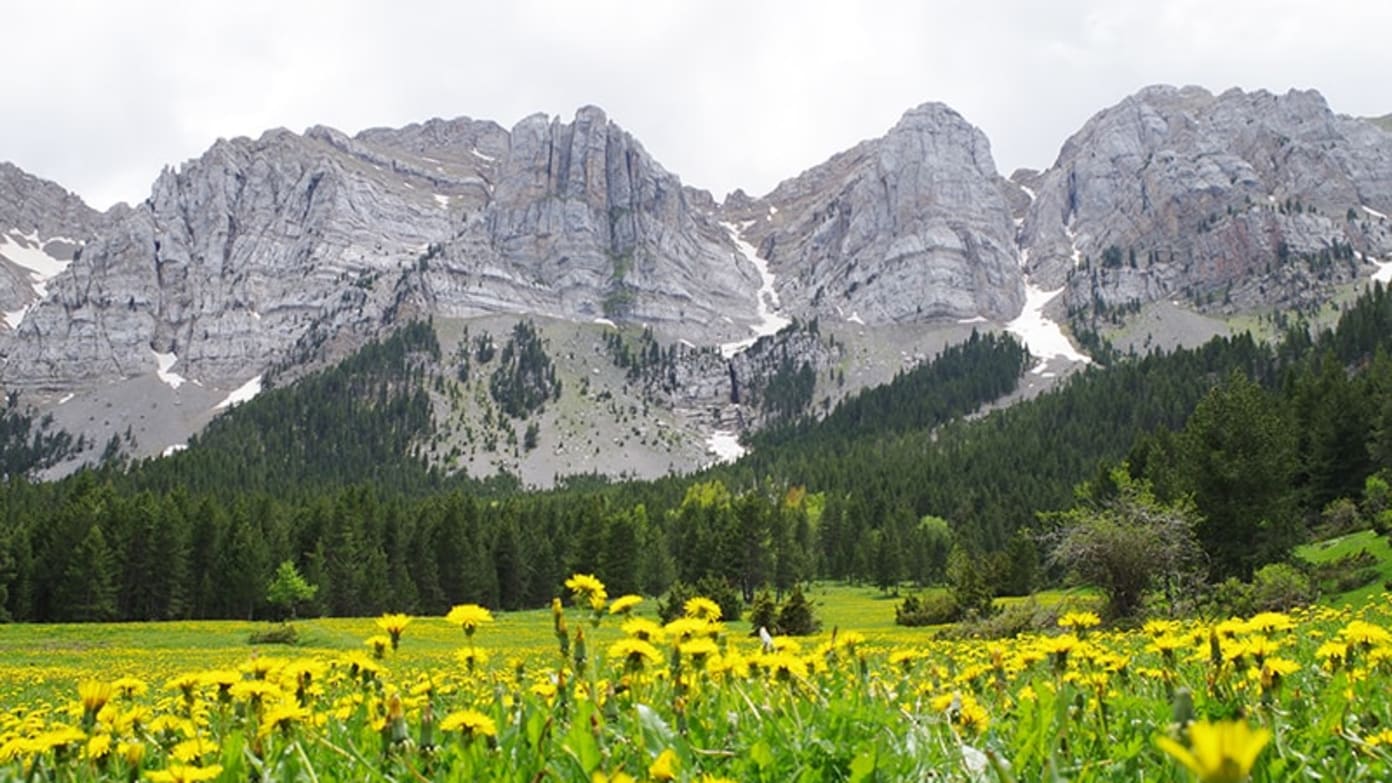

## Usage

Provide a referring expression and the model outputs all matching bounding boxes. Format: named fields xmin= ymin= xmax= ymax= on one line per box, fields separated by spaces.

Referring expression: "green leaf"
xmin=750 ymin=739 xmax=775 ymax=771
xmin=849 ymin=746 xmax=877 ymax=783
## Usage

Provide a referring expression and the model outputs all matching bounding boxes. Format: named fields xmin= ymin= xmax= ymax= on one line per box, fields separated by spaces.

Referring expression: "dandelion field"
xmin=2 ymin=581 xmax=1391 ymax=782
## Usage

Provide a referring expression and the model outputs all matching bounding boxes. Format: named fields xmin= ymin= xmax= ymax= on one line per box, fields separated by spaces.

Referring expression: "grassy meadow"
xmin=2 ymin=571 xmax=1392 ymax=781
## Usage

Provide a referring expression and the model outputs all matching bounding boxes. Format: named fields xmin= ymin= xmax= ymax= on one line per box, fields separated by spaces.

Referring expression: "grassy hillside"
xmin=1297 ymin=529 xmax=1392 ymax=607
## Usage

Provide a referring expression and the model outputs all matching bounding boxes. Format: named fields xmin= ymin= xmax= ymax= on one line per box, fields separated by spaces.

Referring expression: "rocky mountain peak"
xmin=1 ymin=103 xmax=768 ymax=399
xmin=724 ymin=102 xmax=1024 ymax=327
xmin=1021 ymin=85 xmax=1392 ymax=318
xmin=0 ymin=164 xmax=102 ymax=331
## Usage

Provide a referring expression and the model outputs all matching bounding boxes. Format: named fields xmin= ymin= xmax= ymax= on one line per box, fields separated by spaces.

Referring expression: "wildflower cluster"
xmin=1 ymin=587 xmax=1390 ymax=780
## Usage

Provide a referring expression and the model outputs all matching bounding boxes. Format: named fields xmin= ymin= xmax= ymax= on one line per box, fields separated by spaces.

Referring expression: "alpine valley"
xmin=2 ymin=84 xmax=1391 ymax=486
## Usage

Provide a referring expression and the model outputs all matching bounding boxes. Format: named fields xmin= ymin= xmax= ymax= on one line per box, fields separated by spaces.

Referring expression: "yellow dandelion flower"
xmin=170 ymin=736 xmax=218 ymax=762
xmin=1258 ymin=657 xmax=1300 ymax=692
xmin=593 ymin=771 xmax=637 ymax=783
xmin=1246 ymin=612 xmax=1294 ymax=634
xmin=228 ymin=680 xmax=281 ymax=704
xmin=762 ymin=651 xmax=808 ymax=682
xmin=680 ymin=637 xmax=720 ymax=664
xmin=199 ymin=669 xmax=240 ymax=694
xmin=663 ymin=617 xmax=712 ymax=644
xmin=708 ymin=649 xmax=751 ymax=679
xmin=621 ymin=617 xmax=665 ymax=643
xmin=144 ymin=763 xmax=224 ymax=783
xmin=455 ymin=648 xmax=490 ymax=672
xmin=956 ymin=697 xmax=990 ymax=735
xmin=770 ymin=637 xmax=802 ymax=654
xmin=147 ymin=714 xmax=194 ymax=738
xmin=930 ymin=692 xmax=958 ymax=713
xmin=375 ymin=613 xmax=412 ymax=648
xmin=259 ymin=702 xmax=311 ymax=738
xmin=364 ymin=635 xmax=391 ymax=660
xmin=439 ymin=709 xmax=497 ymax=738
xmin=84 ymin=733 xmax=113 ymax=761
xmin=111 ymin=676 xmax=149 ymax=700
xmin=1058 ymin=611 xmax=1101 ymax=630
xmin=29 ymin=724 xmax=86 ymax=753
xmin=609 ymin=594 xmax=643 ymax=615
xmin=565 ymin=573 xmax=608 ymax=609
xmin=241 ymin=656 xmax=288 ymax=680
xmin=530 ymin=681 xmax=558 ymax=702
xmin=1144 ymin=619 xmax=1181 ymax=636
xmin=113 ymin=702 xmax=151 ymax=730
xmin=118 ymin=740 xmax=145 ymax=767
xmin=889 ymin=649 xmax=921 ymax=670
xmin=683 ymin=596 xmax=722 ymax=621
xmin=649 ymin=748 xmax=679 ymax=781
xmin=165 ymin=673 xmax=203 ymax=700
xmin=1151 ymin=634 xmax=1189 ymax=656
xmin=1040 ymin=634 xmax=1080 ymax=655
xmin=835 ymin=630 xmax=867 ymax=651
xmin=77 ymin=680 xmax=113 ymax=716
xmin=1156 ymin=719 xmax=1270 ymax=783
xmin=1341 ymin=619 xmax=1392 ymax=648
xmin=445 ymin=604 xmax=494 ymax=636
xmin=1316 ymin=640 xmax=1349 ymax=669
xmin=608 ymin=638 xmax=663 ymax=671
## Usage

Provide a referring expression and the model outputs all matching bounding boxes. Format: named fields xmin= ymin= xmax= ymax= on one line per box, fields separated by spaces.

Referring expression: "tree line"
xmin=8 ymin=284 xmax=1392 ymax=621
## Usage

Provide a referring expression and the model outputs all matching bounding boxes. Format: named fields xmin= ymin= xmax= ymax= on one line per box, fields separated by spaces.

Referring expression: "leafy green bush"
xmin=945 ymin=600 xmax=1060 ymax=640
xmin=895 ymin=592 xmax=959 ymax=627
xmin=248 ymin=622 xmax=299 ymax=645
xmin=1250 ymin=562 xmax=1315 ymax=612
xmin=1312 ymin=550 xmax=1380 ymax=595
xmin=1206 ymin=578 xmax=1255 ymax=618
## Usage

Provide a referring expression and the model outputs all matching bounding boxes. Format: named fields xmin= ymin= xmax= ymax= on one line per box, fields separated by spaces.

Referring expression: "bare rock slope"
xmin=1021 ymin=86 xmax=1392 ymax=316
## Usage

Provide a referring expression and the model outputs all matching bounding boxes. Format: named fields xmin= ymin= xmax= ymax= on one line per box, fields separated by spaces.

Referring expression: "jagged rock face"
xmin=1022 ymin=86 xmax=1392 ymax=311
xmin=2 ymin=129 xmax=453 ymax=390
xmin=0 ymin=163 xmax=102 ymax=328
xmin=1 ymin=108 xmax=761 ymax=392
xmin=418 ymin=107 xmax=756 ymax=339
xmin=725 ymin=103 xmax=1025 ymax=326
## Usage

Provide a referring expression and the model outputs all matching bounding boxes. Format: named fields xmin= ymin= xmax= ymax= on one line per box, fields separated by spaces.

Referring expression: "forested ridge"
xmin=6 ymin=284 xmax=1392 ymax=622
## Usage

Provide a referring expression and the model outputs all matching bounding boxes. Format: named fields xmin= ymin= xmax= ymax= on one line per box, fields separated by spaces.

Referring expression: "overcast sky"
xmin=4 ymin=0 xmax=1389 ymax=211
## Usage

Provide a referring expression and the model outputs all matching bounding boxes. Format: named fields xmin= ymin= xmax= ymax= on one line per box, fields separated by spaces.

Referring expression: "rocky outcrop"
xmin=7 ymin=87 xmax=1392 ymax=476
xmin=0 ymin=163 xmax=102 ymax=328
xmin=723 ymin=103 xmax=1025 ymax=327
xmin=2 ymin=128 xmax=454 ymax=390
xmin=1022 ymin=86 xmax=1392 ymax=314
xmin=414 ymin=107 xmax=759 ymax=341
xmin=0 ymin=108 xmax=765 ymax=393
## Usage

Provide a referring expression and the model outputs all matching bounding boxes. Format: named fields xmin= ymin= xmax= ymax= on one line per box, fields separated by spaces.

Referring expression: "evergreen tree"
xmin=1178 ymin=372 xmax=1301 ymax=580
xmin=60 ymin=525 xmax=118 ymax=622
xmin=945 ymin=544 xmax=995 ymax=619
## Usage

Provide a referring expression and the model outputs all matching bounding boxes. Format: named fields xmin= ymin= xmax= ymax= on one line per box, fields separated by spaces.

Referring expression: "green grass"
xmin=1296 ymin=528 xmax=1392 ymax=607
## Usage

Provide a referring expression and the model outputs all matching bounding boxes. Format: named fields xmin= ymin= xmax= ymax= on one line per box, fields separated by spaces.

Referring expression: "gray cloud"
xmin=4 ymin=0 xmax=1389 ymax=210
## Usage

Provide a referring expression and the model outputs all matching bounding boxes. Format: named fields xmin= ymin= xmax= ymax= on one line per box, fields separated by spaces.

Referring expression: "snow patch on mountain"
xmin=719 ymin=223 xmax=790 ymax=358
xmin=214 ymin=375 xmax=263 ymax=410
xmin=152 ymin=351 xmax=188 ymax=389
xmin=705 ymin=430 xmax=745 ymax=464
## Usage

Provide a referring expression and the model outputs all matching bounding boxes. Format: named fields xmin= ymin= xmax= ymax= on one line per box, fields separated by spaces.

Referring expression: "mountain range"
xmin=2 ymin=84 xmax=1389 ymax=483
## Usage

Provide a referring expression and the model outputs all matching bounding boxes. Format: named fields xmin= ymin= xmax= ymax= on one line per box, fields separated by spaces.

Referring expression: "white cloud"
xmin=3 ymin=0 xmax=1389 ymax=210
